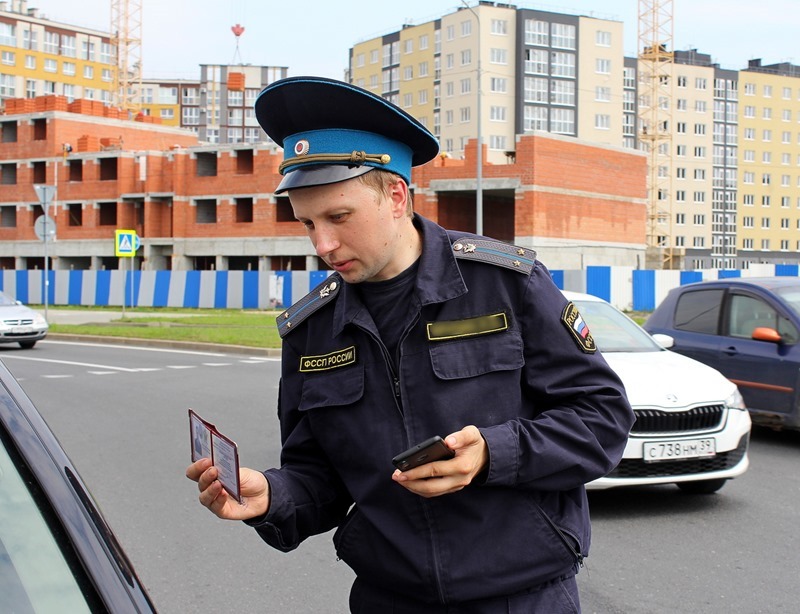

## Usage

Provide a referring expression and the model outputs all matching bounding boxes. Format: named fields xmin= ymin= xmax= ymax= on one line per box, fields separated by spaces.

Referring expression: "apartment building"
xmin=738 ymin=60 xmax=800 ymax=266
xmin=0 ymin=0 xmax=115 ymax=104
xmin=350 ymin=3 xmax=625 ymax=165
xmin=196 ymin=63 xmax=287 ymax=145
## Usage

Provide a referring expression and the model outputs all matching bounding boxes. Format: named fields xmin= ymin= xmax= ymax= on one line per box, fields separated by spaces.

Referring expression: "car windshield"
xmin=0 ymin=431 xmax=92 ymax=612
xmin=0 ymin=292 xmax=18 ymax=307
xmin=574 ymin=299 xmax=663 ymax=353
xmin=773 ymin=285 xmax=800 ymax=317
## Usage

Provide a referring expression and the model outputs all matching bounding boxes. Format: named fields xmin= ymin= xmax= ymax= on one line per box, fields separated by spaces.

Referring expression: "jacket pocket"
xmin=429 ymin=328 xmax=524 ymax=380
xmin=298 ymin=363 xmax=365 ymax=411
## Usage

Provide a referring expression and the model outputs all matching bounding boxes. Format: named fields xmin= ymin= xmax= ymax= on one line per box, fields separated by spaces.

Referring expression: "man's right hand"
xmin=186 ymin=458 xmax=270 ymax=521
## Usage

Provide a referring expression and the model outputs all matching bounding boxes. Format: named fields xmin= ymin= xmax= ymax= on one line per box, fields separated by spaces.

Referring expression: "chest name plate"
xmin=299 ymin=346 xmax=357 ymax=372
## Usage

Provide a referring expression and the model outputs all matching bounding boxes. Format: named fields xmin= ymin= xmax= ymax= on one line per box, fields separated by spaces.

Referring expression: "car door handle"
xmin=723 ymin=346 xmax=739 ymax=356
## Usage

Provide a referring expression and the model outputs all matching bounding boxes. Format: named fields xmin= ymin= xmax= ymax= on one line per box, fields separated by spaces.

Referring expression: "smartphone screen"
xmin=392 ymin=435 xmax=455 ymax=471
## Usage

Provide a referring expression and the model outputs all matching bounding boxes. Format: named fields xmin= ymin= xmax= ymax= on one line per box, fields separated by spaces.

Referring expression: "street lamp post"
xmin=461 ymin=1 xmax=483 ymax=235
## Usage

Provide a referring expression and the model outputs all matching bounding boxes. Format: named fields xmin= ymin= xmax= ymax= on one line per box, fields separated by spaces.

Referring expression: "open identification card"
xmin=188 ymin=409 xmax=242 ymax=504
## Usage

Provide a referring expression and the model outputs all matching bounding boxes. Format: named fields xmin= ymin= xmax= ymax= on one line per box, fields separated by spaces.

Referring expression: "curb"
xmin=46 ymin=333 xmax=282 ymax=357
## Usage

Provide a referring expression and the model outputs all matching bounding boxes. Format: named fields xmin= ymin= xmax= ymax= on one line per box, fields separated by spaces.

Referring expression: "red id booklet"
xmin=188 ymin=409 xmax=242 ymax=503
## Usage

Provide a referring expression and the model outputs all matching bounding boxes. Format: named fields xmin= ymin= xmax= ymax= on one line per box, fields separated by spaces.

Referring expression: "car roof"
xmin=0 ymin=359 xmax=156 ymax=611
xmin=680 ymin=276 xmax=800 ymax=291
xmin=561 ymin=290 xmax=606 ymax=303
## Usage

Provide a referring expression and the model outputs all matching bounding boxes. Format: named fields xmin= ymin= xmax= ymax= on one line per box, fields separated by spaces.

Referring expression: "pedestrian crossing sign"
xmin=115 ymin=229 xmax=139 ymax=257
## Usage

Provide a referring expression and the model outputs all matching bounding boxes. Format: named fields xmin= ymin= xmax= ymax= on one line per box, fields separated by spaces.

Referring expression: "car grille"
xmin=606 ymin=435 xmax=749 ymax=479
xmin=3 ymin=318 xmax=34 ymax=326
xmin=631 ymin=404 xmax=725 ymax=434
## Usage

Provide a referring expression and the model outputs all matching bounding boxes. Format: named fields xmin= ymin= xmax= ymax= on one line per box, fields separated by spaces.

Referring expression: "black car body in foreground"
xmin=645 ymin=276 xmax=800 ymax=431
xmin=0 ymin=358 xmax=156 ymax=612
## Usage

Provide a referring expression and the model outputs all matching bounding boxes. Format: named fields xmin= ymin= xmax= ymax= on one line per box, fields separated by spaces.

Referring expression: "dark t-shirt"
xmin=355 ymin=259 xmax=420 ymax=369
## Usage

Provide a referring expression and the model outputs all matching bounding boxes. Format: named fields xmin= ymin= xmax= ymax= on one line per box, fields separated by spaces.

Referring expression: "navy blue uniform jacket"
xmin=250 ymin=215 xmax=634 ymax=604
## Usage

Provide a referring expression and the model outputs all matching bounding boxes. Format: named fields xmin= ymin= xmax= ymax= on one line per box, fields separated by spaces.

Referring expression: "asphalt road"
xmin=2 ymin=338 xmax=799 ymax=613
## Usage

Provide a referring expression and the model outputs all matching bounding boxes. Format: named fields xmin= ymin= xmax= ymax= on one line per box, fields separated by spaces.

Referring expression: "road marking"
xmin=167 ymin=365 xmax=197 ymax=370
xmin=2 ymin=355 xmax=143 ymax=372
xmin=202 ymin=362 xmax=232 ymax=367
xmin=42 ymin=339 xmax=229 ymax=357
xmin=43 ymin=374 xmax=73 ymax=379
xmin=88 ymin=371 xmax=118 ymax=375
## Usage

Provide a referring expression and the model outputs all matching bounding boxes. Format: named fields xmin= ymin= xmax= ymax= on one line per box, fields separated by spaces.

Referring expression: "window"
xmin=235 ymin=197 xmax=253 ymax=223
xmin=98 ymin=202 xmax=117 ymax=225
xmin=491 ymin=19 xmax=508 ymax=35
xmin=490 ymin=48 xmax=507 ymax=65
xmin=490 ymin=77 xmax=507 ymax=93
xmin=460 ymin=107 xmax=471 ymax=122
xmin=460 ymin=49 xmax=471 ymax=66
xmin=523 ymin=77 xmax=547 ymax=102
xmin=677 ymin=122 xmax=687 ymax=134
xmin=44 ymin=31 xmax=59 ymax=54
xmin=551 ymin=23 xmax=575 ymax=49
xmin=744 ymin=83 xmax=755 ymax=96
xmin=595 ymin=114 xmax=610 ymax=130
xmin=524 ymin=106 xmax=548 ymax=131
xmin=694 ymin=123 xmax=706 ymax=135
xmin=695 ymin=100 xmax=707 ymax=113
xmin=525 ymin=19 xmax=549 ymax=45
xmin=44 ymin=59 xmax=57 ymax=73
xmin=674 ymin=290 xmax=723 ymax=334
xmin=551 ymin=108 xmax=574 ymax=134
xmin=524 ymin=49 xmax=548 ymax=74
xmin=490 ymin=106 xmax=506 ymax=122
xmin=595 ymin=58 xmax=611 ymax=74
xmin=419 ymin=61 xmax=428 ymax=77
xmin=404 ymin=39 xmax=413 ymax=54
xmin=419 ymin=34 xmax=429 ymax=50
xmin=196 ymin=199 xmax=217 ymax=224
xmin=596 ymin=30 xmax=611 ymax=46
xmin=552 ymin=52 xmax=575 ymax=77
xmin=550 ymin=80 xmax=574 ymax=105
xmin=460 ymin=78 xmax=471 ymax=94
xmin=695 ymin=77 xmax=707 ymax=90
xmin=676 ymin=167 xmax=686 ymax=179
xmin=595 ymin=86 xmax=611 ymax=102
xmin=489 ymin=135 xmax=507 ymax=150
xmin=1 ymin=51 xmax=14 ymax=66
xmin=461 ymin=20 xmax=472 ymax=37
xmin=62 ymin=61 xmax=76 ymax=76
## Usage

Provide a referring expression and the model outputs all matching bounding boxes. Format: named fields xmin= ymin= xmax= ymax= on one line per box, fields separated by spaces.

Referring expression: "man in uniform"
xmin=187 ymin=76 xmax=634 ymax=613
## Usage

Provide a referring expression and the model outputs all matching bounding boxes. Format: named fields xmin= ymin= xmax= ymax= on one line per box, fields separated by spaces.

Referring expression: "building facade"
xmin=0 ymin=0 xmax=115 ymax=104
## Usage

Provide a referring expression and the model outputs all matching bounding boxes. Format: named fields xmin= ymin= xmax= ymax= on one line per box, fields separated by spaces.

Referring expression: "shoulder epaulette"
xmin=451 ymin=238 xmax=536 ymax=275
xmin=276 ymin=274 xmax=342 ymax=338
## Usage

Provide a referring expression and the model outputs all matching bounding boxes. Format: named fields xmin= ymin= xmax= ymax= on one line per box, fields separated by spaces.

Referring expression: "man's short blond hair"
xmin=357 ymin=169 xmax=413 ymax=216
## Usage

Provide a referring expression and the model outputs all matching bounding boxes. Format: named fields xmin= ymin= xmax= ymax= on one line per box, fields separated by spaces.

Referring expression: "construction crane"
xmin=638 ymin=0 xmax=675 ymax=269
xmin=110 ymin=0 xmax=143 ymax=113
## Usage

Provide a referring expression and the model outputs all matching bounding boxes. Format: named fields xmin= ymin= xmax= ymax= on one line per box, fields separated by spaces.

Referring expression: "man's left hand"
xmin=391 ymin=425 xmax=488 ymax=498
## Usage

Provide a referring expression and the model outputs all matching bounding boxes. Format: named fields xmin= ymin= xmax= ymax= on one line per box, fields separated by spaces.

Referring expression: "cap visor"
xmin=275 ymin=165 xmax=375 ymax=194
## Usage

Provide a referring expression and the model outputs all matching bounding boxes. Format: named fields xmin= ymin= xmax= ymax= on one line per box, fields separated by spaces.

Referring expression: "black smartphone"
xmin=392 ymin=436 xmax=455 ymax=471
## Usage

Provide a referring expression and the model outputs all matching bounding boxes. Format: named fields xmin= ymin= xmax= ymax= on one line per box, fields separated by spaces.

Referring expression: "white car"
xmin=0 ymin=291 xmax=49 ymax=349
xmin=563 ymin=291 xmax=751 ymax=494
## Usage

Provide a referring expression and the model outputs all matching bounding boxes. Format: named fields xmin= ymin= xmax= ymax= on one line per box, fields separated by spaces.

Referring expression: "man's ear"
xmin=388 ymin=179 xmax=410 ymax=218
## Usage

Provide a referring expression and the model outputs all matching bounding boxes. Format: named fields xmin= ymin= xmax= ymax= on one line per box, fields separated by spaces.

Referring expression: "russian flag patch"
xmin=561 ymin=302 xmax=596 ymax=354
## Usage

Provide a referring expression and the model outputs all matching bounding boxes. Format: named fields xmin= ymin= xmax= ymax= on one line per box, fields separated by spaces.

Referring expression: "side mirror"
xmin=752 ymin=326 xmax=782 ymax=343
xmin=651 ymin=333 xmax=675 ymax=349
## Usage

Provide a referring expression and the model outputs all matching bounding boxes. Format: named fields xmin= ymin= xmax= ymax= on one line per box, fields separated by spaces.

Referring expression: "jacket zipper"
xmin=535 ymin=504 xmax=584 ymax=568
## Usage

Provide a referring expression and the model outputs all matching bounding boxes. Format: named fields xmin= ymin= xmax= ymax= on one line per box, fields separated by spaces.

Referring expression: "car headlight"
xmin=33 ymin=314 xmax=48 ymax=327
xmin=726 ymin=386 xmax=746 ymax=411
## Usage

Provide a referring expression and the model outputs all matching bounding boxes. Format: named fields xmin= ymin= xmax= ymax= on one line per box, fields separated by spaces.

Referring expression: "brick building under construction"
xmin=0 ymin=95 xmax=647 ymax=273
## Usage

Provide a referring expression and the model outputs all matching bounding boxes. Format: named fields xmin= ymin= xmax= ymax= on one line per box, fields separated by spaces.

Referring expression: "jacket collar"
xmin=331 ymin=214 xmax=468 ymax=336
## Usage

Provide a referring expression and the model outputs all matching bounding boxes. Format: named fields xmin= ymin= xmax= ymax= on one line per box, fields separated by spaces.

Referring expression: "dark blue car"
xmin=644 ymin=277 xmax=800 ymax=431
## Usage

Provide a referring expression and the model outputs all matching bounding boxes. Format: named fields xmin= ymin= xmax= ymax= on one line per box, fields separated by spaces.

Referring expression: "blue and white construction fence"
xmin=1 ymin=263 xmax=797 ymax=312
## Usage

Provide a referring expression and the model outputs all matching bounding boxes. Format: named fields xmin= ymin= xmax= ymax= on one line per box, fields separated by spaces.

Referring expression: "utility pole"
xmin=461 ymin=1 xmax=483 ymax=235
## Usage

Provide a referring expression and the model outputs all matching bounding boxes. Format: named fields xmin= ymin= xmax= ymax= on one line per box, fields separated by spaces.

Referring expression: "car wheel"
xmin=677 ymin=479 xmax=727 ymax=494
xmin=18 ymin=341 xmax=36 ymax=349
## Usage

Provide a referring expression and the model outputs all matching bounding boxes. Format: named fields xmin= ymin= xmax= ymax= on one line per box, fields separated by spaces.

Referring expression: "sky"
xmin=24 ymin=0 xmax=799 ymax=80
